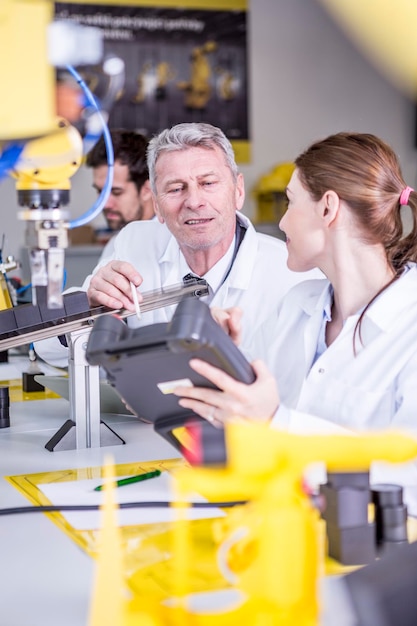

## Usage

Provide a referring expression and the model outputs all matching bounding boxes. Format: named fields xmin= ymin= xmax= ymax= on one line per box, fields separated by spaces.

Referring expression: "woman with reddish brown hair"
xmin=174 ymin=132 xmax=417 ymax=512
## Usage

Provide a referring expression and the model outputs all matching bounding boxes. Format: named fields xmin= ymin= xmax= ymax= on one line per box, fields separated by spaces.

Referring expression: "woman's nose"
xmin=279 ymin=206 xmax=289 ymax=233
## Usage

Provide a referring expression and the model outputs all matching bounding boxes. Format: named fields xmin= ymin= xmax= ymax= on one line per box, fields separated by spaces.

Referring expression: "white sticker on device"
xmin=157 ymin=378 xmax=194 ymax=394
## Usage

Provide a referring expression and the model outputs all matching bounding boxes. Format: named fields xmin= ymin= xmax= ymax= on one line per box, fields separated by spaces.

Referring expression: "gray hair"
xmin=147 ymin=122 xmax=239 ymax=193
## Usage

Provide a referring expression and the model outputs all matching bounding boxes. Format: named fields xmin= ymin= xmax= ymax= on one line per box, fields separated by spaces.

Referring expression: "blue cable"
xmin=16 ymin=284 xmax=31 ymax=294
xmin=0 ymin=68 xmax=113 ymax=227
xmin=0 ymin=142 xmax=25 ymax=181
xmin=65 ymin=65 xmax=114 ymax=229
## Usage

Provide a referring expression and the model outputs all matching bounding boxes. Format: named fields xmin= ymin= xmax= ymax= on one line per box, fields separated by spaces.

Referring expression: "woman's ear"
xmin=321 ymin=190 xmax=340 ymax=225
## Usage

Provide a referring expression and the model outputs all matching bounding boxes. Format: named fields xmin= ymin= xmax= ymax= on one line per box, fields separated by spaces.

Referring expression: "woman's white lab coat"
xmin=250 ymin=263 xmax=417 ymax=514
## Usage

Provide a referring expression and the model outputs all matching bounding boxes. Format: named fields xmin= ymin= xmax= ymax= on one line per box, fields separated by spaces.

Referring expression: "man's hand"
xmin=210 ymin=306 xmax=242 ymax=345
xmin=87 ymin=260 xmax=143 ymax=311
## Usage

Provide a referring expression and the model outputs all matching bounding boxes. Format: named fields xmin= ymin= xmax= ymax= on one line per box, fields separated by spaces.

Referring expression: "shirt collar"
xmin=322 ymin=286 xmax=333 ymax=322
xmin=303 ymin=263 xmax=417 ymax=332
xmin=179 ymin=236 xmax=236 ymax=294
xmin=364 ymin=263 xmax=417 ymax=330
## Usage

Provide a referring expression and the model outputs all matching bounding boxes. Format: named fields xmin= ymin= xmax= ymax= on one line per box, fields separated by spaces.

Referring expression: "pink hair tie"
xmin=400 ymin=186 xmax=414 ymax=206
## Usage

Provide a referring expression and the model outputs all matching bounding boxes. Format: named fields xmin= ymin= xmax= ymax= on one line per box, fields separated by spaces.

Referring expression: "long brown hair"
xmin=295 ymin=132 xmax=417 ymax=349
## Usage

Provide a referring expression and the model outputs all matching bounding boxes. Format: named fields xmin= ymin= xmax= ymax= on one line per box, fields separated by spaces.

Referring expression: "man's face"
xmin=93 ymin=161 xmax=143 ymax=231
xmin=152 ymin=145 xmax=244 ymax=256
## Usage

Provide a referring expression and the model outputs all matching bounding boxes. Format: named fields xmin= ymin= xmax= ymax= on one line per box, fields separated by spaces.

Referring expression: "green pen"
xmin=94 ymin=469 xmax=161 ymax=492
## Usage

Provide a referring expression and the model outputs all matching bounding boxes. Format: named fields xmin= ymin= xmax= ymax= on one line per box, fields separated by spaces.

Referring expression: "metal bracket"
xmin=2 ymin=277 xmax=210 ymax=451
xmin=44 ymin=325 xmax=125 ymax=451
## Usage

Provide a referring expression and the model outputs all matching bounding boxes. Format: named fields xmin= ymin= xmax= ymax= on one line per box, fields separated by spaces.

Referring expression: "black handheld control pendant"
xmin=85 ymin=297 xmax=255 ymax=451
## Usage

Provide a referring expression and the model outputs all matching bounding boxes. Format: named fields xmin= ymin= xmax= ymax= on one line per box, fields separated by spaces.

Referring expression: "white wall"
xmin=242 ymin=0 xmax=417 ymax=214
xmin=1 ymin=0 xmax=416 ymax=269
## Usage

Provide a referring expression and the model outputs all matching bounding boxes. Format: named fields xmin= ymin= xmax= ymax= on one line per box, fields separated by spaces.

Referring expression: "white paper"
xmin=0 ymin=359 xmax=64 ymax=381
xmin=0 ymin=363 xmax=23 ymax=381
xmin=40 ymin=472 xmax=225 ymax=530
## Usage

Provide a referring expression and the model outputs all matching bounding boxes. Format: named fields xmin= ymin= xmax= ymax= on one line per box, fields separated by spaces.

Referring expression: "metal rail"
xmin=0 ymin=279 xmax=209 ymax=350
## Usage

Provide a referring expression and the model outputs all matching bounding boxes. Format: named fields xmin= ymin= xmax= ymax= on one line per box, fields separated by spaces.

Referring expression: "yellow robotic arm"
xmin=170 ymin=422 xmax=417 ymax=625
xmin=0 ymin=0 xmax=56 ymax=141
xmin=0 ymin=0 xmax=110 ymax=308
xmin=11 ymin=117 xmax=84 ymax=307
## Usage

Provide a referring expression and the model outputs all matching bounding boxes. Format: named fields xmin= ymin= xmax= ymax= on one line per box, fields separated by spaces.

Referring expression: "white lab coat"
xmin=97 ymin=215 xmax=158 ymax=266
xmin=250 ymin=264 xmax=417 ymax=514
xmin=96 ymin=233 xmax=116 ymax=264
xmin=35 ymin=212 xmax=315 ymax=367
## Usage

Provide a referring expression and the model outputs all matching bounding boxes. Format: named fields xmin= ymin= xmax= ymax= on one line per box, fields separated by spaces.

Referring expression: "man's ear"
xmin=147 ymin=181 xmax=166 ymax=223
xmin=139 ymin=180 xmax=156 ymax=220
xmin=140 ymin=179 xmax=152 ymax=200
xmin=235 ymin=172 xmax=245 ymax=211
xmin=153 ymin=196 xmax=165 ymax=224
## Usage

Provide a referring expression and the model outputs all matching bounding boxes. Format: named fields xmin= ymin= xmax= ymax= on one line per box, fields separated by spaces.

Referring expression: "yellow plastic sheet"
xmin=6 ymin=377 xmax=60 ymax=402
xmin=7 ymin=459 xmax=231 ymax=598
xmin=8 ymin=458 xmax=417 ymax=602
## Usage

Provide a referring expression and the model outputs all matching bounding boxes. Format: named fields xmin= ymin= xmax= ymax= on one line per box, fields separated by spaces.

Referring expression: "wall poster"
xmin=55 ymin=0 xmax=250 ymax=162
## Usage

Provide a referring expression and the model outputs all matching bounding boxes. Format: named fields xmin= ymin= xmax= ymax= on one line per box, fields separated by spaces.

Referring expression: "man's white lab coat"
xmin=35 ymin=212 xmax=313 ymax=367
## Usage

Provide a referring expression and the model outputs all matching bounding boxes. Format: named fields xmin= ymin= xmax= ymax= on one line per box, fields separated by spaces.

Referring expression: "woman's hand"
xmin=210 ymin=306 xmax=242 ymax=345
xmin=87 ymin=260 xmax=143 ymax=311
xmin=172 ymin=358 xmax=280 ymax=426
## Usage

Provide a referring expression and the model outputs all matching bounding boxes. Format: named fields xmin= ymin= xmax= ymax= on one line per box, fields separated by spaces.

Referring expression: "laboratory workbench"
xmin=0 ymin=355 xmax=357 ymax=626
xmin=0 ymin=393 xmax=178 ymax=626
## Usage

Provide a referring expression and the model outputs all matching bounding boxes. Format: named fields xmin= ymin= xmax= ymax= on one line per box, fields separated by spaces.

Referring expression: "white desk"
xmin=0 ymin=396 xmax=179 ymax=626
xmin=0 ymin=386 xmax=358 ymax=626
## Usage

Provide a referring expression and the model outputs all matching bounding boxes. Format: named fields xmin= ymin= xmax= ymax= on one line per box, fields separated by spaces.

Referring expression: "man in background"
xmin=86 ymin=128 xmax=154 ymax=260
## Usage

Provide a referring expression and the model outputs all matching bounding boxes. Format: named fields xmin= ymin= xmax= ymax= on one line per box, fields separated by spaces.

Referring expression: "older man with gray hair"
xmin=35 ymin=122 xmax=316 ymax=367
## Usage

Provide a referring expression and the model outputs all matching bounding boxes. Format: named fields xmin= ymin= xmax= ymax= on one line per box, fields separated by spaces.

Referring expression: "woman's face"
xmin=279 ymin=169 xmax=327 ymax=272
